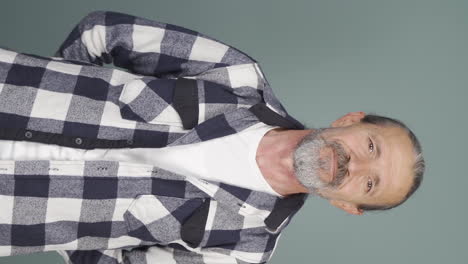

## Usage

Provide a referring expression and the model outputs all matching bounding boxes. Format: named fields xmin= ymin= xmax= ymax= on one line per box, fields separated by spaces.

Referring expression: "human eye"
xmin=368 ymin=137 xmax=374 ymax=153
xmin=366 ymin=178 xmax=373 ymax=193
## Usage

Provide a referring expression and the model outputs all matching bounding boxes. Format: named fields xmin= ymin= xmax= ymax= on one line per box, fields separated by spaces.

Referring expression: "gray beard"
xmin=293 ymin=128 xmax=349 ymax=193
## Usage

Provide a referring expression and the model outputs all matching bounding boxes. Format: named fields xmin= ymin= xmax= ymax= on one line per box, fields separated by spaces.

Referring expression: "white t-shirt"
xmin=0 ymin=123 xmax=281 ymax=196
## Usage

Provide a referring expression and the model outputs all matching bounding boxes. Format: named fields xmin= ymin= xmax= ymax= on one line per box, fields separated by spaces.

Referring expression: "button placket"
xmin=24 ymin=131 xmax=33 ymax=138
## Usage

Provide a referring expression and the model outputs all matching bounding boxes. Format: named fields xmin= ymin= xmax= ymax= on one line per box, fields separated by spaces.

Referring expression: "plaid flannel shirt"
xmin=0 ymin=11 xmax=307 ymax=264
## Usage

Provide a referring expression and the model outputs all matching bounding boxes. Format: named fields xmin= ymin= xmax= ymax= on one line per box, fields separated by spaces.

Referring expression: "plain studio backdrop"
xmin=0 ymin=0 xmax=466 ymax=263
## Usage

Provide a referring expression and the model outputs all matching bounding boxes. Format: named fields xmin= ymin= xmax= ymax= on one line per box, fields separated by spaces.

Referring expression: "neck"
xmin=256 ymin=128 xmax=313 ymax=196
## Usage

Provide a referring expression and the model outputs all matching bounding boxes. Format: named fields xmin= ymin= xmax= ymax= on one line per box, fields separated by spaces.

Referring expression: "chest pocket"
xmin=118 ymin=76 xmax=259 ymax=130
xmin=118 ymin=78 xmax=189 ymax=127
xmin=124 ymin=194 xmax=210 ymax=245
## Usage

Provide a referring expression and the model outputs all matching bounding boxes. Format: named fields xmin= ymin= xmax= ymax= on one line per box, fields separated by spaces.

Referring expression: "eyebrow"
xmin=372 ymin=173 xmax=381 ymax=197
xmin=372 ymin=133 xmax=382 ymax=159
xmin=370 ymin=132 xmax=382 ymax=196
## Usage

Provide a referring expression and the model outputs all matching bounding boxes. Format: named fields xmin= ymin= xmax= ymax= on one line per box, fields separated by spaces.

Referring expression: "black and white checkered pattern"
xmin=0 ymin=11 xmax=306 ymax=263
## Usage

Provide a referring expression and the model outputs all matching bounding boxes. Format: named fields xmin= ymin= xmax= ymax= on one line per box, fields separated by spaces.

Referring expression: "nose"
xmin=347 ymin=155 xmax=372 ymax=177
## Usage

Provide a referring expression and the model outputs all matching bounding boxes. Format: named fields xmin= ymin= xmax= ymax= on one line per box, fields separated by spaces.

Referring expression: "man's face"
xmin=293 ymin=114 xmax=415 ymax=214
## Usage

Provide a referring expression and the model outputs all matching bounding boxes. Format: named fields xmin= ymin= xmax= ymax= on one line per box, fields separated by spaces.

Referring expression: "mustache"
xmin=326 ymin=141 xmax=350 ymax=187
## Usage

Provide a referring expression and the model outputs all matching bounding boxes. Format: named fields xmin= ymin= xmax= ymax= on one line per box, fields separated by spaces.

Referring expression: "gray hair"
xmin=357 ymin=114 xmax=425 ymax=211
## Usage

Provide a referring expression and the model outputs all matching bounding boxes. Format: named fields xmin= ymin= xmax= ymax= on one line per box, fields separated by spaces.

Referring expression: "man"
xmin=0 ymin=11 xmax=424 ymax=264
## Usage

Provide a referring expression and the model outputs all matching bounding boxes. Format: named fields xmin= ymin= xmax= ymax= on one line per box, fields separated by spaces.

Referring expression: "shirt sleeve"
xmin=122 ymin=245 xmax=267 ymax=264
xmin=57 ymin=249 xmax=124 ymax=264
xmin=55 ymin=11 xmax=257 ymax=78
xmin=58 ymin=246 xmax=266 ymax=264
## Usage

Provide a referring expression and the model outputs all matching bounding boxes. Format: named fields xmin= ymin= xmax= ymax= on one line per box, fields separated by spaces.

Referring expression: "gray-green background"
xmin=0 ymin=0 xmax=466 ymax=263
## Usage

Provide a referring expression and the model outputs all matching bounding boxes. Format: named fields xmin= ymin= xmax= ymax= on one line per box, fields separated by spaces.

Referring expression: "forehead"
xmin=366 ymin=124 xmax=415 ymax=205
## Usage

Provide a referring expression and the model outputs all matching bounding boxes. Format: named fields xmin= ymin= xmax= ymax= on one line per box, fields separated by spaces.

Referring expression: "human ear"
xmin=329 ymin=199 xmax=364 ymax=215
xmin=331 ymin=112 xmax=366 ymax=128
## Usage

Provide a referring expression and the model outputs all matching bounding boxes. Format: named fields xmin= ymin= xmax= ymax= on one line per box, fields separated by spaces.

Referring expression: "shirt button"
xmin=24 ymin=131 xmax=33 ymax=138
xmin=126 ymin=139 xmax=133 ymax=145
xmin=75 ymin=137 xmax=83 ymax=145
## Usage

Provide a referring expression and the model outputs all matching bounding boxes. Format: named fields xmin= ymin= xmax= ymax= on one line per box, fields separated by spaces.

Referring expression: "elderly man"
xmin=0 ymin=11 xmax=424 ymax=264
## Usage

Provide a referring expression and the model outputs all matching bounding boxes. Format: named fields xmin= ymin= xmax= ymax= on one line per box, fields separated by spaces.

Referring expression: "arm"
xmin=56 ymin=11 xmax=256 ymax=78
xmin=58 ymin=249 xmax=124 ymax=264
xmin=123 ymin=245 xmax=267 ymax=264
xmin=58 ymin=247 xmax=266 ymax=264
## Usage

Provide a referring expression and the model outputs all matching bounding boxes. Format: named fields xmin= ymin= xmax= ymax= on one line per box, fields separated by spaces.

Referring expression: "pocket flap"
xmin=172 ymin=78 xmax=199 ymax=129
xmin=124 ymin=195 xmax=207 ymax=244
xmin=118 ymin=78 xmax=185 ymax=126
xmin=180 ymin=198 xmax=210 ymax=248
